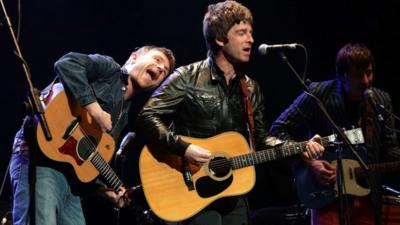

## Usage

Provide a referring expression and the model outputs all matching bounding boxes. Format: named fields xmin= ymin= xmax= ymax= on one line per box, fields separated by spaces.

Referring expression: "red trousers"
xmin=311 ymin=197 xmax=376 ymax=225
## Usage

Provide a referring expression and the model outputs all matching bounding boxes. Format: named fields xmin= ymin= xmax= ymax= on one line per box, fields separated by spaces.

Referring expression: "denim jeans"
xmin=10 ymin=150 xmax=30 ymax=225
xmin=35 ymin=166 xmax=86 ymax=225
xmin=10 ymin=128 xmax=86 ymax=225
xmin=10 ymin=129 xmax=30 ymax=225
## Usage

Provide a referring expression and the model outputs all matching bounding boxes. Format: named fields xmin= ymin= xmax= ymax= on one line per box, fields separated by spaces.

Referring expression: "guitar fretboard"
xmin=231 ymin=136 xmax=332 ymax=169
xmin=91 ymin=152 xmax=123 ymax=192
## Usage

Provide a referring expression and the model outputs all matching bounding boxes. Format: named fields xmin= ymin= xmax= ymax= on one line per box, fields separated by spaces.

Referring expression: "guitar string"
xmin=79 ymin=134 xmax=122 ymax=190
xmin=207 ymin=146 xmax=297 ymax=172
xmin=77 ymin=126 xmax=122 ymax=190
xmin=206 ymin=138 xmax=332 ymax=172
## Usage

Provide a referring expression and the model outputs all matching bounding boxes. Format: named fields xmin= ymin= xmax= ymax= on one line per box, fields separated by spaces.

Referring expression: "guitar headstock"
xmin=327 ymin=128 xmax=365 ymax=145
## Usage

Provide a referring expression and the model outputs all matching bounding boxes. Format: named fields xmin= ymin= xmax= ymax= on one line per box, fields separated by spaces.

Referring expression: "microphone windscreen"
xmin=258 ymin=44 xmax=268 ymax=55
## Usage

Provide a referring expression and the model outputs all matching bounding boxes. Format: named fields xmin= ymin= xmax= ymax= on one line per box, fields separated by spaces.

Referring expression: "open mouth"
xmin=146 ymin=69 xmax=158 ymax=81
xmin=243 ymin=47 xmax=251 ymax=54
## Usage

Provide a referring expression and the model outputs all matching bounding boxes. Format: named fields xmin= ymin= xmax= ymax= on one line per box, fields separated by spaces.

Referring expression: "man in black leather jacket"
xmin=137 ymin=1 xmax=324 ymax=225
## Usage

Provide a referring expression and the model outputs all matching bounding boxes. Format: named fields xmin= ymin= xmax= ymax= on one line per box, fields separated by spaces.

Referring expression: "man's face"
xmin=130 ymin=49 xmax=170 ymax=91
xmin=220 ymin=21 xmax=254 ymax=65
xmin=343 ymin=63 xmax=374 ymax=100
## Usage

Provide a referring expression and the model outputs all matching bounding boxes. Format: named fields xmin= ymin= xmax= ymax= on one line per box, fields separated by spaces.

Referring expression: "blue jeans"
xmin=10 ymin=150 xmax=30 ymax=225
xmin=10 ymin=128 xmax=86 ymax=225
xmin=35 ymin=166 xmax=86 ymax=225
xmin=10 ymin=129 xmax=30 ymax=225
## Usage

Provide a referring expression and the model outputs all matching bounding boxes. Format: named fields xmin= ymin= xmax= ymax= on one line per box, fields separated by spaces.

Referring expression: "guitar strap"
xmin=358 ymin=94 xmax=374 ymax=150
xmin=359 ymin=93 xmax=380 ymax=164
xmin=239 ymin=77 xmax=256 ymax=153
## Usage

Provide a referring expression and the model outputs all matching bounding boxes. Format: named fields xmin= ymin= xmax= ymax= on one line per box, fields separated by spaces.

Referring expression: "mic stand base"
xmin=114 ymin=154 xmax=126 ymax=225
xmin=336 ymin=145 xmax=349 ymax=225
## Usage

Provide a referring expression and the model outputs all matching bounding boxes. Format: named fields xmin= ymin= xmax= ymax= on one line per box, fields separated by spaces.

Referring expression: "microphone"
xmin=382 ymin=185 xmax=400 ymax=195
xmin=116 ymin=132 xmax=136 ymax=156
xmin=258 ymin=43 xmax=299 ymax=55
xmin=364 ymin=89 xmax=384 ymax=122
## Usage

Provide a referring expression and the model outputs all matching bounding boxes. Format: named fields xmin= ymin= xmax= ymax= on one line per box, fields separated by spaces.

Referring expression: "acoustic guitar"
xmin=139 ymin=128 xmax=364 ymax=221
xmin=36 ymin=85 xmax=123 ymax=192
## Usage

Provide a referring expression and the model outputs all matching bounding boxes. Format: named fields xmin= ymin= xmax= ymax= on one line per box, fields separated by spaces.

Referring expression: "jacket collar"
xmin=207 ymin=57 xmax=245 ymax=83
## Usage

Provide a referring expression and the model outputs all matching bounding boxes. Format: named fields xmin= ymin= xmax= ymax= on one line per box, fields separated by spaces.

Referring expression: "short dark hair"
xmin=134 ymin=45 xmax=176 ymax=74
xmin=335 ymin=43 xmax=374 ymax=80
xmin=203 ymin=1 xmax=253 ymax=55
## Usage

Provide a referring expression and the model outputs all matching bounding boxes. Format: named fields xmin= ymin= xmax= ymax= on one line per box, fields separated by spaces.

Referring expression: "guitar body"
xmin=295 ymin=165 xmax=337 ymax=209
xmin=296 ymin=151 xmax=372 ymax=209
xmin=140 ymin=128 xmax=364 ymax=220
xmin=139 ymin=132 xmax=255 ymax=222
xmin=331 ymin=159 xmax=371 ymax=197
xmin=36 ymin=88 xmax=115 ymax=183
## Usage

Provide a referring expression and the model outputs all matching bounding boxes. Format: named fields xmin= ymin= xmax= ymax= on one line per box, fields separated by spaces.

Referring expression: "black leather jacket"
xmin=138 ymin=57 xmax=282 ymax=156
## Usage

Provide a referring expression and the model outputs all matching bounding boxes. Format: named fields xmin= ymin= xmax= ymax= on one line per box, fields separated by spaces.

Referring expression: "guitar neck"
xmin=90 ymin=152 xmax=123 ymax=192
xmin=355 ymin=161 xmax=400 ymax=177
xmin=231 ymin=136 xmax=332 ymax=169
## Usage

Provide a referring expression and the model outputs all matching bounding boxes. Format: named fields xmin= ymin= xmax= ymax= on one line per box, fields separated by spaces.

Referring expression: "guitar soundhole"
xmin=77 ymin=135 xmax=98 ymax=160
xmin=196 ymin=175 xmax=233 ymax=198
xmin=209 ymin=156 xmax=231 ymax=178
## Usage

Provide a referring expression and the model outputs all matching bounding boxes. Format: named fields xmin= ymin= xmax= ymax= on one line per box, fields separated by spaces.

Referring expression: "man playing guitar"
xmin=10 ymin=45 xmax=175 ymax=225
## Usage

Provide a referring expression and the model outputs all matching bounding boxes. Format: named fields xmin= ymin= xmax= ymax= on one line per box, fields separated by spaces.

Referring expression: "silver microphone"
xmin=364 ymin=89 xmax=384 ymax=122
xmin=258 ymin=43 xmax=298 ymax=55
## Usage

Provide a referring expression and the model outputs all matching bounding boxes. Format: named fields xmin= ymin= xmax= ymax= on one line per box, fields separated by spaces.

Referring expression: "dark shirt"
xmin=269 ymin=79 xmax=400 ymax=221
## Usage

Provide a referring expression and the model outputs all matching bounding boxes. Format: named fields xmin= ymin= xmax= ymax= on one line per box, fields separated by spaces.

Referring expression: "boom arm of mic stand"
xmin=1 ymin=0 xmax=51 ymax=140
xmin=379 ymin=104 xmax=400 ymax=124
xmin=375 ymin=104 xmax=400 ymax=134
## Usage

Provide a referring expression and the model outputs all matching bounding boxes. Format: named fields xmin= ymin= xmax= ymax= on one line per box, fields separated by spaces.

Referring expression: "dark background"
xmin=1 ymin=0 xmax=400 ymax=224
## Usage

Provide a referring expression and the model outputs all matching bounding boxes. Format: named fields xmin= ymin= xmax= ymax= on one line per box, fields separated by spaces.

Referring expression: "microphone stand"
xmin=382 ymin=185 xmax=400 ymax=197
xmin=334 ymin=141 xmax=348 ymax=225
xmin=0 ymin=0 xmax=52 ymax=141
xmin=378 ymin=104 xmax=400 ymax=133
xmin=114 ymin=150 xmax=126 ymax=225
xmin=1 ymin=1 xmax=52 ymax=225
xmin=277 ymin=49 xmax=369 ymax=225
xmin=378 ymin=104 xmax=400 ymax=122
